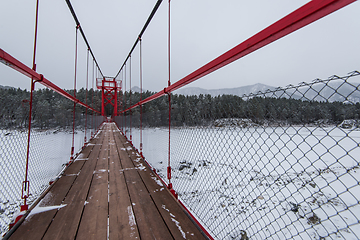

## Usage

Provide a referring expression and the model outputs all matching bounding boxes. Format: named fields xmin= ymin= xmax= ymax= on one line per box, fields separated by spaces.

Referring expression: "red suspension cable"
xmin=124 ymin=64 xmax=127 ymax=135
xmin=167 ymin=0 xmax=173 ymax=191
xmin=70 ymin=25 xmax=79 ymax=161
xmin=168 ymin=0 xmax=171 ymax=88
xmin=120 ymin=0 xmax=357 ymax=114
xmin=129 ymin=55 xmax=132 ymax=143
xmin=91 ymin=60 xmax=94 ymax=137
xmin=17 ymin=0 xmax=40 ymax=224
xmin=139 ymin=37 xmax=143 ymax=157
xmin=84 ymin=48 xmax=89 ymax=145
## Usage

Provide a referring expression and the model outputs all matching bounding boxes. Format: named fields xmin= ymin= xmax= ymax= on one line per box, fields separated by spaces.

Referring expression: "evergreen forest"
xmin=1 ymin=87 xmax=359 ymax=129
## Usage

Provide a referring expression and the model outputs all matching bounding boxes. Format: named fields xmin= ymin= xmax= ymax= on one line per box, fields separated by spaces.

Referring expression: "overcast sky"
xmin=0 ymin=0 xmax=359 ymax=92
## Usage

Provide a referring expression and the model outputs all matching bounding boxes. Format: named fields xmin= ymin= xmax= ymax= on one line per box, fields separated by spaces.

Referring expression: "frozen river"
xmin=131 ymin=126 xmax=360 ymax=240
xmin=1 ymin=125 xmax=359 ymax=239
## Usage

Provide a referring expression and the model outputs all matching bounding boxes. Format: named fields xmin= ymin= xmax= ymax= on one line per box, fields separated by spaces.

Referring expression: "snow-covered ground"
xmin=132 ymin=126 xmax=360 ymax=240
xmin=0 ymin=128 xmax=94 ymax=235
xmin=1 ymin=125 xmax=359 ymax=239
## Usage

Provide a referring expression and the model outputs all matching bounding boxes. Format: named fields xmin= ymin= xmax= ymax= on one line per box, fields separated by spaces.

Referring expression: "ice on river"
xmin=132 ymin=126 xmax=360 ymax=240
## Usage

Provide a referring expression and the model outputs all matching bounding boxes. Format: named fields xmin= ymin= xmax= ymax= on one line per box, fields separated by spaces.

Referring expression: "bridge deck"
xmin=9 ymin=123 xmax=207 ymax=240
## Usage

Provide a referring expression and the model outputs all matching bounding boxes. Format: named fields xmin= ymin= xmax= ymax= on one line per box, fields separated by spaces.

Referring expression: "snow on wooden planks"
xmin=8 ymin=123 xmax=208 ymax=240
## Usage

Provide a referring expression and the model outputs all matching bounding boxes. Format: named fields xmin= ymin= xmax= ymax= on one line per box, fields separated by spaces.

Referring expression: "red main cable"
xmin=120 ymin=0 xmax=357 ymax=114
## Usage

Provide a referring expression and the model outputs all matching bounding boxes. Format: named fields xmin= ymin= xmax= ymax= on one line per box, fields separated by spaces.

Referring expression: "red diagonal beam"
xmin=0 ymin=48 xmax=100 ymax=114
xmin=121 ymin=0 xmax=356 ymax=113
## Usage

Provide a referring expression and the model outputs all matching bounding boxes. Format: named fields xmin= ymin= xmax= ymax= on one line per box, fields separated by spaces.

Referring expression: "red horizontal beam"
xmin=0 ymin=48 xmax=100 ymax=114
xmin=121 ymin=0 xmax=356 ymax=113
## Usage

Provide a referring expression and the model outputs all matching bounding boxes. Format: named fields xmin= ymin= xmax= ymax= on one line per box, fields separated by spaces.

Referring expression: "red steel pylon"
xmin=97 ymin=77 xmax=122 ymax=116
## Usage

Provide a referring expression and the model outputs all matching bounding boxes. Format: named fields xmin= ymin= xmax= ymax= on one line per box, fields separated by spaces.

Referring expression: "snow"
xmin=28 ymin=204 xmax=67 ymax=217
xmin=131 ymin=126 xmax=360 ymax=240
xmin=1 ymin=125 xmax=359 ymax=238
xmin=151 ymin=176 xmax=164 ymax=187
xmin=162 ymin=204 xmax=186 ymax=239
xmin=127 ymin=205 xmax=138 ymax=238
xmin=171 ymin=217 xmax=186 ymax=239
xmin=0 ymin=127 xmax=97 ymax=235
xmin=136 ymin=163 xmax=146 ymax=171
xmin=127 ymin=206 xmax=136 ymax=227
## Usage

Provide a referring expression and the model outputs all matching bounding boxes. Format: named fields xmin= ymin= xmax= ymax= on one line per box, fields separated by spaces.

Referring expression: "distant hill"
xmin=285 ymin=81 xmax=360 ymax=103
xmin=130 ymin=80 xmax=360 ymax=103
xmin=173 ymin=83 xmax=275 ymax=97
xmin=131 ymin=86 xmax=143 ymax=93
xmin=131 ymin=83 xmax=276 ymax=97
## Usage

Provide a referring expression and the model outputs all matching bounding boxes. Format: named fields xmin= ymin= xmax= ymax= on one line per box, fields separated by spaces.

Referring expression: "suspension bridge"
xmin=1 ymin=0 xmax=359 ymax=239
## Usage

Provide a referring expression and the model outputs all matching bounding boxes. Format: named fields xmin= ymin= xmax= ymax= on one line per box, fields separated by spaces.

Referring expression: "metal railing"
xmin=1 ymin=0 xmax=358 ymax=238
xmin=0 ymin=87 xmax=104 ymax=235
xmin=117 ymin=71 xmax=360 ymax=239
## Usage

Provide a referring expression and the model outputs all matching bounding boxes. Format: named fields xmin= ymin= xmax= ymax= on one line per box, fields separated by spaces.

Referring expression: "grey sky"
xmin=1 ymin=0 xmax=359 ymax=92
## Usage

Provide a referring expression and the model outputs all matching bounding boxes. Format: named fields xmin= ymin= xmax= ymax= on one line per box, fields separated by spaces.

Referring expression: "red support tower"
xmin=97 ymin=77 xmax=122 ymax=116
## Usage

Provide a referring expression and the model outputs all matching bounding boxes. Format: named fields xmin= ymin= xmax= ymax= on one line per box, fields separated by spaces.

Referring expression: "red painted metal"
xmin=22 ymin=79 xmax=35 ymax=212
xmin=120 ymin=0 xmax=356 ymax=114
xmin=32 ymin=0 xmax=40 ymax=72
xmin=84 ymin=49 xmax=90 ymax=145
xmin=178 ymin=200 xmax=214 ymax=240
xmin=167 ymin=0 xmax=172 ymax=187
xmin=97 ymin=77 xmax=121 ymax=116
xmin=21 ymin=180 xmax=30 ymax=202
xmin=91 ymin=60 xmax=95 ymax=137
xmin=0 ymin=48 xmax=100 ymax=113
xmin=124 ymin=66 xmax=126 ymax=130
xmin=17 ymin=0 xmax=41 ymax=223
xmin=8 ymin=204 xmax=28 ymax=230
xmin=167 ymin=93 xmax=171 ymax=184
xmin=139 ymin=38 xmax=143 ymax=157
xmin=129 ymin=56 xmax=132 ymax=142
xmin=71 ymin=25 xmax=79 ymax=161
xmin=167 ymin=166 xmax=171 ymax=181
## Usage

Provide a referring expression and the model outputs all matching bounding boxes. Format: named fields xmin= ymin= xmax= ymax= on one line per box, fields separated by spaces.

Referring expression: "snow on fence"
xmin=0 ymin=96 xmax=104 ymax=235
xmin=117 ymin=71 xmax=360 ymax=240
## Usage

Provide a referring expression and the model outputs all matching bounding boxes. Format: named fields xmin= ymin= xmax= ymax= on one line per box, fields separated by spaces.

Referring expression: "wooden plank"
xmin=63 ymin=160 xmax=86 ymax=176
xmin=108 ymin=124 xmax=140 ymax=239
xmin=76 ymin=126 xmax=110 ymax=240
xmin=8 ymin=175 xmax=77 ymax=240
xmin=10 ymin=123 xmax=208 ymax=240
xmin=76 ymin=141 xmax=95 ymax=158
xmin=63 ymin=138 xmax=97 ymax=176
xmin=125 ymin=146 xmax=207 ymax=240
xmin=9 ymin=130 xmax=98 ymax=240
xmin=41 ymin=127 xmax=106 ymax=240
xmin=113 ymin=131 xmax=174 ymax=240
xmin=116 ymin=130 xmax=207 ymax=240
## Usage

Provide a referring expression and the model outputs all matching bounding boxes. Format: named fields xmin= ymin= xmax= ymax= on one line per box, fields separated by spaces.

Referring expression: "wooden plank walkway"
xmin=9 ymin=123 xmax=208 ymax=240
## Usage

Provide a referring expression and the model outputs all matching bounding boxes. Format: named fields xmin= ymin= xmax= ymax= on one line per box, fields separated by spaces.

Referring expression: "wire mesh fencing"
xmin=170 ymin=71 xmax=360 ymax=239
xmin=127 ymin=71 xmax=360 ymax=239
xmin=0 ymin=87 xmax=104 ymax=235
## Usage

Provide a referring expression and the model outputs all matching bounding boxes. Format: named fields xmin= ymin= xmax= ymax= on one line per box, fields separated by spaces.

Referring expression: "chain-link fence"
xmin=117 ymin=71 xmax=360 ymax=239
xmin=0 ymin=87 xmax=104 ymax=236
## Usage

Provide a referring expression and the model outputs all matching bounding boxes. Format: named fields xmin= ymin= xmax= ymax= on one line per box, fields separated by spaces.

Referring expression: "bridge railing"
xmin=117 ymin=71 xmax=360 ymax=239
xmin=111 ymin=0 xmax=359 ymax=238
xmin=0 ymin=86 xmax=104 ymax=235
xmin=169 ymin=72 xmax=360 ymax=239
